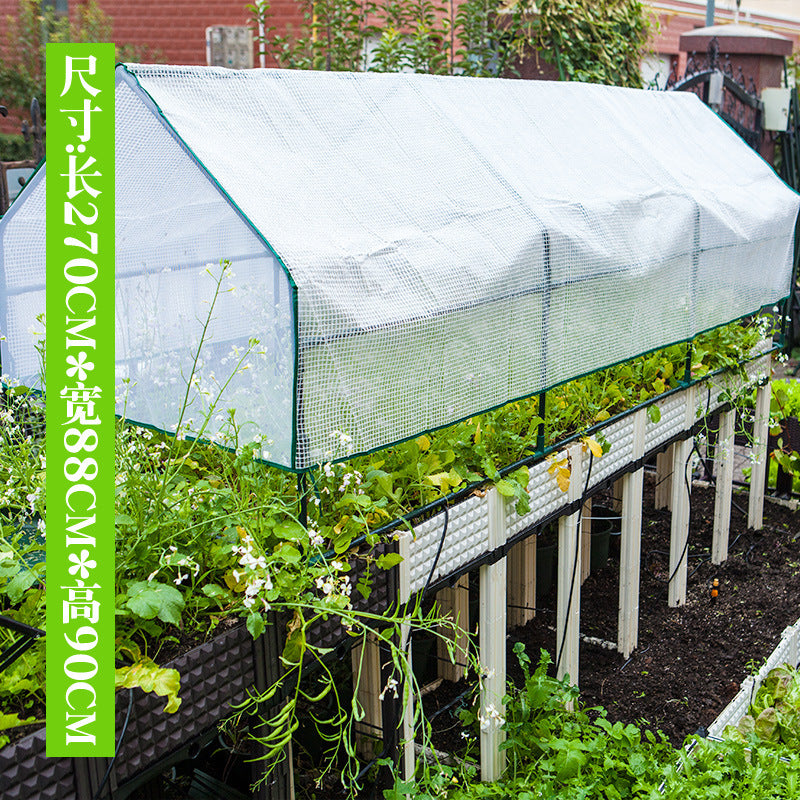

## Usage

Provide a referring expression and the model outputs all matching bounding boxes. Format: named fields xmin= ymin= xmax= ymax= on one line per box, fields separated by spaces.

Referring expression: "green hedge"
xmin=0 ymin=134 xmax=33 ymax=162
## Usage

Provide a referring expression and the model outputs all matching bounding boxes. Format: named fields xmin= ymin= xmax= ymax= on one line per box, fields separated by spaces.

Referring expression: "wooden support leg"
xmin=397 ymin=534 xmax=415 ymax=782
xmin=669 ymin=436 xmax=692 ymax=607
xmin=655 ymin=445 xmax=673 ymax=510
xmin=580 ymin=498 xmax=592 ymax=584
xmin=618 ymin=410 xmax=646 ymax=658
xmin=507 ymin=537 xmax=536 ymax=628
xmin=611 ymin=477 xmax=624 ymax=514
xmin=748 ymin=381 xmax=771 ymax=530
xmin=480 ymin=489 xmax=507 ymax=782
xmin=712 ymin=408 xmax=735 ymax=565
xmin=556 ymin=444 xmax=583 ymax=688
xmin=352 ymin=633 xmax=383 ymax=759
xmin=437 ymin=576 xmax=470 ymax=681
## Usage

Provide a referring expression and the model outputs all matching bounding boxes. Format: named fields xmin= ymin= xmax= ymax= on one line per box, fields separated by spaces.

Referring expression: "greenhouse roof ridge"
xmin=0 ymin=65 xmax=797 ymax=470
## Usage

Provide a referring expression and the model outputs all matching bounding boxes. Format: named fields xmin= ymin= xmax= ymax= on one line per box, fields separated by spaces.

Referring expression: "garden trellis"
xmin=1 ymin=65 xmax=798 ymax=470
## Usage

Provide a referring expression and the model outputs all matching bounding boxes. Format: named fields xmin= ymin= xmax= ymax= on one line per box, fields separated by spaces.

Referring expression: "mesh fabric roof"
xmin=1 ymin=65 xmax=798 ymax=470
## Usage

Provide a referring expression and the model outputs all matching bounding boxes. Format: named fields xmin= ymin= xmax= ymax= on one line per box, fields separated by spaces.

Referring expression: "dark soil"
xmin=424 ymin=475 xmax=800 ymax=753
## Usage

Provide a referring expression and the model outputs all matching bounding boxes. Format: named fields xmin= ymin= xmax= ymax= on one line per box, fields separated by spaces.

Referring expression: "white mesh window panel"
xmin=1 ymin=66 xmax=797 ymax=469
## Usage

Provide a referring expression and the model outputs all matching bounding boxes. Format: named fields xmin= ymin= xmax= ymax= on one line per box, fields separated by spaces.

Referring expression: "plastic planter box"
xmin=0 ymin=619 xmax=288 ymax=800
xmin=707 ymin=616 xmax=800 ymax=738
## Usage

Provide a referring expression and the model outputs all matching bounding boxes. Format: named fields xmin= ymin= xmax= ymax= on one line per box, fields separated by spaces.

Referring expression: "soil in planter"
xmin=418 ymin=478 xmax=800 ymax=762
xmin=507 ymin=479 xmax=800 ymax=747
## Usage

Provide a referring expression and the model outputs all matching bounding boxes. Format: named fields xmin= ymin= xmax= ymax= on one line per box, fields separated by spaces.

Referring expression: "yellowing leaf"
xmin=224 ymin=570 xmax=247 ymax=592
xmin=556 ymin=469 xmax=571 ymax=493
xmin=583 ymin=436 xmax=603 ymax=459
xmin=115 ymin=658 xmax=182 ymax=713
xmin=594 ymin=409 xmax=611 ymax=423
xmin=333 ymin=515 xmax=350 ymax=536
xmin=416 ymin=434 xmax=431 ymax=452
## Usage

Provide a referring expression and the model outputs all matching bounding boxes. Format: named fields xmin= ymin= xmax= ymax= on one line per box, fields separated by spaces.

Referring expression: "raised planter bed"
xmin=408 ymin=350 xmax=771 ymax=596
xmin=1 ymin=620 xmax=288 ymax=800
xmin=707 ymin=616 xmax=800 ymax=738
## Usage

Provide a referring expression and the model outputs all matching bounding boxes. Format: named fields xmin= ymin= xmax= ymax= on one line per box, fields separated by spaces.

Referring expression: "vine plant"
xmin=248 ymin=0 xmax=652 ymax=85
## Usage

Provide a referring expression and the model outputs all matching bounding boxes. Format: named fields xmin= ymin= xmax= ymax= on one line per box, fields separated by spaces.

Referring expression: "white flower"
xmin=174 ymin=571 xmax=187 ymax=585
xmin=478 ymin=703 xmax=505 ymax=731
xmin=309 ymin=530 xmax=324 ymax=547
xmin=330 ymin=560 xmax=344 ymax=572
xmin=147 ymin=570 xmax=159 ymax=582
xmin=379 ymin=676 xmax=399 ymax=700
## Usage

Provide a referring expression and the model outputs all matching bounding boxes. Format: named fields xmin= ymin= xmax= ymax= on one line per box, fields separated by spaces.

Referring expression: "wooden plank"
xmin=507 ymin=536 xmax=536 ymax=628
xmin=748 ymin=381 xmax=772 ymax=530
xmin=669 ymin=387 xmax=695 ymax=607
xmin=480 ymin=488 xmax=507 ymax=782
xmin=352 ymin=633 xmax=383 ymax=759
xmin=556 ymin=444 xmax=583 ymax=689
xmin=580 ymin=498 xmax=592 ymax=584
xmin=397 ymin=534 xmax=415 ymax=781
xmin=618 ymin=410 xmax=646 ymax=658
xmin=712 ymin=408 xmax=735 ymax=564
xmin=655 ymin=445 xmax=673 ymax=510
xmin=437 ymin=576 xmax=470 ymax=681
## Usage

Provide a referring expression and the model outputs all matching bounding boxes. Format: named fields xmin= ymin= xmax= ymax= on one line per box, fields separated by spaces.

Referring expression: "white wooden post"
xmin=397 ymin=534 xmax=415 ymax=782
xmin=507 ymin=536 xmax=536 ymax=627
xmin=480 ymin=488 xmax=507 ymax=782
xmin=655 ymin=444 xmax=673 ymax=510
xmin=580 ymin=498 xmax=592 ymax=584
xmin=748 ymin=381 xmax=771 ymax=530
xmin=437 ymin=576 xmax=470 ymax=681
xmin=611 ymin=477 xmax=624 ymax=513
xmin=669 ymin=386 xmax=695 ymax=607
xmin=556 ymin=444 xmax=583 ymax=688
xmin=712 ymin=408 xmax=735 ymax=564
xmin=618 ymin=410 xmax=646 ymax=658
xmin=352 ymin=633 xmax=383 ymax=758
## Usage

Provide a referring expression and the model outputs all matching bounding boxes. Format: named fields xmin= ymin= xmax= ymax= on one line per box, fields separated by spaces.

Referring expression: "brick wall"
xmin=97 ymin=0 xmax=302 ymax=66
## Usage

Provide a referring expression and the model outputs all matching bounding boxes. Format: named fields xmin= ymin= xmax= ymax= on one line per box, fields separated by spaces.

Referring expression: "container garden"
xmin=0 ymin=619 xmax=288 ymax=800
xmin=408 ymin=349 xmax=772 ymax=596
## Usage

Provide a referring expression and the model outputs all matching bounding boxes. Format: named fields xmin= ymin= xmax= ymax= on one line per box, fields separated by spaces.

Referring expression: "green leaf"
xmin=376 ymin=553 xmax=403 ymax=570
xmin=0 ymin=711 xmax=37 ymax=731
xmin=555 ymin=745 xmax=587 ymax=780
xmin=495 ymin=479 xmax=516 ymax=498
xmin=282 ymin=626 xmax=306 ymax=665
xmin=247 ymin=610 xmax=266 ymax=639
xmin=5 ymin=568 xmax=37 ymax=603
xmin=273 ymin=520 xmax=305 ymax=541
xmin=125 ymin=581 xmax=185 ymax=626
xmin=646 ymin=404 xmax=661 ymax=424
xmin=275 ymin=542 xmax=301 ymax=564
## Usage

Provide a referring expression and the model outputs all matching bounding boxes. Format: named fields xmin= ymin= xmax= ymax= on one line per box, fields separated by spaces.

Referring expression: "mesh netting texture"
xmin=1 ymin=65 xmax=798 ymax=469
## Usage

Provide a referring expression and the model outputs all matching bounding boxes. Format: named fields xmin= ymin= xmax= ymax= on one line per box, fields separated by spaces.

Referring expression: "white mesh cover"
xmin=1 ymin=65 xmax=798 ymax=469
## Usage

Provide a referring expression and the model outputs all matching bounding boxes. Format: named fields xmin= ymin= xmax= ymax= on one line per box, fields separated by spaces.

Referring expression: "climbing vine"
xmin=532 ymin=0 xmax=653 ymax=88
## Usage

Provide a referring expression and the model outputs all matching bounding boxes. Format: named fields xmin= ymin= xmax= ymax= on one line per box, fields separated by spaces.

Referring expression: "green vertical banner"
xmin=46 ymin=43 xmax=115 ymax=757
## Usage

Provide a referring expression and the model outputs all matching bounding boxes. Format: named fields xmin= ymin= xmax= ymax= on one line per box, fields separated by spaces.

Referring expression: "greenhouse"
xmin=2 ymin=65 xmax=800 ymax=799
xmin=1 ymin=65 xmax=798 ymax=469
